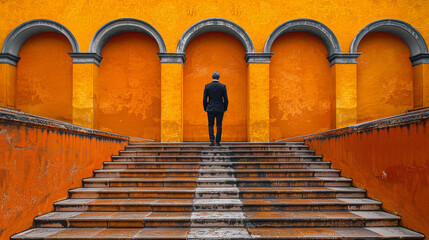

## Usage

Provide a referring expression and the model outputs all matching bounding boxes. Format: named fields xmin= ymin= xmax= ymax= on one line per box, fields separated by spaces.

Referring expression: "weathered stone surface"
xmin=187 ymin=228 xmax=251 ymax=239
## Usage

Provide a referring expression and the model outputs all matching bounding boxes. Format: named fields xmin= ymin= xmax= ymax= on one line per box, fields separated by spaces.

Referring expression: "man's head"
xmin=212 ymin=72 xmax=220 ymax=80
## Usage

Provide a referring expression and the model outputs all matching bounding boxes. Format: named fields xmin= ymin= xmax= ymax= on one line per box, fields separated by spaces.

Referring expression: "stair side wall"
xmin=0 ymin=115 xmax=128 ymax=240
xmin=301 ymin=113 xmax=429 ymax=237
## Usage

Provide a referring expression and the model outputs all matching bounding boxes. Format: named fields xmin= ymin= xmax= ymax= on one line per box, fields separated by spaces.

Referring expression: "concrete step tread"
xmin=112 ymin=155 xmax=323 ymax=159
xmin=11 ymin=227 xmax=424 ymax=239
xmin=104 ymin=161 xmax=331 ymax=165
xmin=239 ymin=186 xmax=365 ymax=192
xmin=128 ymin=142 xmax=305 ymax=145
xmin=35 ymin=210 xmax=399 ymax=222
xmin=119 ymin=149 xmax=315 ymax=153
xmin=95 ymin=169 xmax=339 ymax=173
xmin=54 ymin=198 xmax=378 ymax=206
xmin=200 ymin=177 xmax=351 ymax=181
xmin=125 ymin=145 xmax=310 ymax=149
xmin=83 ymin=177 xmax=351 ymax=183
xmin=69 ymin=187 xmax=196 ymax=193
xmin=241 ymin=198 xmax=381 ymax=205
xmin=84 ymin=177 xmax=198 ymax=182
xmin=70 ymin=186 xmax=365 ymax=194
xmin=247 ymin=227 xmax=424 ymax=239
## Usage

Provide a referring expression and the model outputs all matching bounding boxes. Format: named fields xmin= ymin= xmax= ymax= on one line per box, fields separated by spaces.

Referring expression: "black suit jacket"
xmin=203 ymin=80 xmax=228 ymax=112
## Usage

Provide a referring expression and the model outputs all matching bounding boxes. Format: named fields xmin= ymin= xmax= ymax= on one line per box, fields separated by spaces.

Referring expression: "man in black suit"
xmin=203 ymin=71 xmax=228 ymax=146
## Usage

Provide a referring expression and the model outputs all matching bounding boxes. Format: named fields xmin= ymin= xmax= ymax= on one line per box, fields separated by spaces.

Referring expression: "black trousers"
xmin=207 ymin=111 xmax=224 ymax=143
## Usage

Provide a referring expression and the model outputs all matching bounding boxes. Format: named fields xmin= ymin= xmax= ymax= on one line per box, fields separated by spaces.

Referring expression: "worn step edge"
xmin=128 ymin=142 xmax=305 ymax=145
xmin=11 ymin=227 xmax=424 ymax=240
xmin=112 ymin=155 xmax=323 ymax=159
xmin=34 ymin=211 xmax=399 ymax=228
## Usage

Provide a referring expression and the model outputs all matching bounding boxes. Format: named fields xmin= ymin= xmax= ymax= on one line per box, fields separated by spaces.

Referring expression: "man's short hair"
xmin=212 ymin=72 xmax=220 ymax=79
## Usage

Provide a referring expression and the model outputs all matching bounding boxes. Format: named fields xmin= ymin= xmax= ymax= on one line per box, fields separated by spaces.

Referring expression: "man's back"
xmin=203 ymin=81 xmax=228 ymax=112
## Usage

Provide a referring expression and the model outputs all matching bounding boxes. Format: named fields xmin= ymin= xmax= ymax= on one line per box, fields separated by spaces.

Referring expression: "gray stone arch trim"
xmin=176 ymin=18 xmax=255 ymax=54
xmin=0 ymin=19 xmax=80 ymax=66
xmin=264 ymin=18 xmax=341 ymax=56
xmin=350 ymin=19 xmax=428 ymax=57
xmin=89 ymin=18 xmax=167 ymax=56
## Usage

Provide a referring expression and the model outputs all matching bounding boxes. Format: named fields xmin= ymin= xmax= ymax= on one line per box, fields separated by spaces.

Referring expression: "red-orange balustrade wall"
xmin=0 ymin=112 xmax=129 ymax=240
xmin=289 ymin=112 xmax=429 ymax=237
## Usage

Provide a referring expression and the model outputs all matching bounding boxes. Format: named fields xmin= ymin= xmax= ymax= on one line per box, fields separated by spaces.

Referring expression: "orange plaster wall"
xmin=0 ymin=120 xmax=128 ymax=240
xmin=97 ymin=32 xmax=161 ymax=141
xmin=357 ymin=32 xmax=413 ymax=123
xmin=183 ymin=32 xmax=247 ymax=142
xmin=2 ymin=0 xmax=428 ymax=55
xmin=16 ymin=32 xmax=73 ymax=123
xmin=304 ymin=118 xmax=429 ymax=237
xmin=270 ymin=32 xmax=332 ymax=141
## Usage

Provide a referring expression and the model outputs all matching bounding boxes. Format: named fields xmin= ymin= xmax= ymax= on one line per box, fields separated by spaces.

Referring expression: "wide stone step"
xmin=103 ymin=161 xmax=331 ymax=169
xmin=69 ymin=186 xmax=365 ymax=199
xmin=82 ymin=177 xmax=352 ymax=188
xmin=244 ymin=211 xmax=400 ymax=228
xmin=193 ymin=199 xmax=244 ymax=211
xmin=54 ymin=199 xmax=194 ymax=212
xmin=69 ymin=187 xmax=196 ymax=199
xmin=195 ymin=187 xmax=240 ymax=199
xmin=53 ymin=198 xmax=376 ymax=212
xmin=119 ymin=149 xmax=316 ymax=156
xmin=201 ymin=161 xmax=331 ymax=169
xmin=34 ymin=210 xmax=398 ymax=228
xmin=247 ymin=227 xmax=424 ymax=239
xmin=238 ymin=186 xmax=366 ymax=199
xmin=240 ymin=198 xmax=381 ymax=211
xmin=111 ymin=155 xmax=323 ymax=162
xmin=103 ymin=161 xmax=201 ymax=169
xmin=11 ymin=226 xmax=424 ymax=239
xmin=82 ymin=177 xmax=198 ymax=188
xmin=92 ymin=169 xmax=340 ymax=178
xmin=197 ymin=177 xmax=352 ymax=187
xmin=128 ymin=141 xmax=305 ymax=146
xmin=94 ymin=169 xmax=200 ymax=178
xmin=125 ymin=145 xmax=310 ymax=151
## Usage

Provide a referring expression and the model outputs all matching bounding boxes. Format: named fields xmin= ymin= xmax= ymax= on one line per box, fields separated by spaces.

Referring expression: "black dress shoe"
xmin=216 ymin=142 xmax=221 ymax=146
xmin=209 ymin=142 xmax=216 ymax=146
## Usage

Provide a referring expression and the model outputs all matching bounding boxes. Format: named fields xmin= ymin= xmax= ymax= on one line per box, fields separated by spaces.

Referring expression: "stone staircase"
xmin=12 ymin=142 xmax=424 ymax=239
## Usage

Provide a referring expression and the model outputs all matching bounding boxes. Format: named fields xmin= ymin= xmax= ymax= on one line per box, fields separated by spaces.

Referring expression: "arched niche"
xmin=0 ymin=19 xmax=79 ymax=66
xmin=350 ymin=19 xmax=428 ymax=65
xmin=176 ymin=18 xmax=254 ymax=55
xmin=89 ymin=18 xmax=167 ymax=56
xmin=264 ymin=18 xmax=341 ymax=56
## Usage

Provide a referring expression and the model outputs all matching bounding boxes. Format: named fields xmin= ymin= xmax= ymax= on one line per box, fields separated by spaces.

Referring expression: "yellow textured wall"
xmin=332 ymin=64 xmax=357 ymax=128
xmin=2 ymin=0 xmax=428 ymax=54
xmin=413 ymin=63 xmax=429 ymax=107
xmin=16 ymin=32 xmax=73 ymax=122
xmin=248 ymin=63 xmax=270 ymax=142
xmin=270 ymin=32 xmax=332 ymax=140
xmin=161 ymin=62 xmax=183 ymax=142
xmin=0 ymin=64 xmax=16 ymax=108
xmin=357 ymin=32 xmax=413 ymax=123
xmin=72 ymin=63 xmax=97 ymax=128
xmin=96 ymin=32 xmax=161 ymax=140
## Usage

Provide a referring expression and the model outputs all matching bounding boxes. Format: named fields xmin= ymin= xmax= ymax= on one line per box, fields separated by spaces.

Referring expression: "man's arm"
xmin=203 ymin=86 xmax=208 ymax=111
xmin=223 ymin=85 xmax=228 ymax=111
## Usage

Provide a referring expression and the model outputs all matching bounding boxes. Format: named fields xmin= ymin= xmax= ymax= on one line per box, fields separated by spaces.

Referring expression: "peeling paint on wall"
xmin=299 ymin=112 xmax=429 ymax=237
xmin=0 ymin=118 xmax=128 ymax=240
